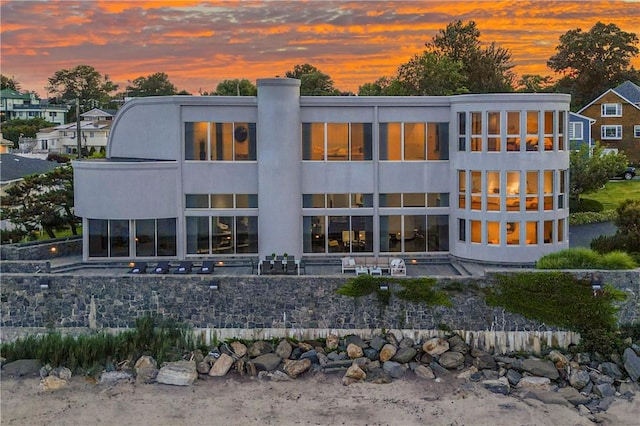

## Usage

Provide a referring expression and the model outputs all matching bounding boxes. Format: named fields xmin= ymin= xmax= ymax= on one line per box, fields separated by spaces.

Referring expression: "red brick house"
xmin=577 ymin=80 xmax=640 ymax=163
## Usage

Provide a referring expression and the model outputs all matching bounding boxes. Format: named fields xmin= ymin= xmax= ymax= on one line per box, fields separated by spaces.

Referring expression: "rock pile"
xmin=3 ymin=332 xmax=639 ymax=420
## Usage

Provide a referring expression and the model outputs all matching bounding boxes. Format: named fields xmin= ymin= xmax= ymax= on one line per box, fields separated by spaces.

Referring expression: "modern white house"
xmin=74 ymin=78 xmax=571 ymax=264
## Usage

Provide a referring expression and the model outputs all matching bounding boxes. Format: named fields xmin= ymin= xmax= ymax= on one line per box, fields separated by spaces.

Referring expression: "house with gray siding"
xmin=74 ymin=78 xmax=571 ymax=265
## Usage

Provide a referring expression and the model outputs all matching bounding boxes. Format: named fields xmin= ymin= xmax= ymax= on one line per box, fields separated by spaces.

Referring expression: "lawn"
xmin=581 ymin=179 xmax=640 ymax=211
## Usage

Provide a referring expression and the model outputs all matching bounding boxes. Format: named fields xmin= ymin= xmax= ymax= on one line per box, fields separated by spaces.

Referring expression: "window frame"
xmin=601 ymin=103 xmax=622 ymax=117
xmin=601 ymin=125 xmax=622 ymax=140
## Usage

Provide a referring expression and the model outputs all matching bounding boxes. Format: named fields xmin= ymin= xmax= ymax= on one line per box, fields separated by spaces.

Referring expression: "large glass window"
xmin=110 ymin=220 xmax=130 ymax=257
xmin=543 ymin=111 xmax=554 ymax=151
xmin=404 ymin=123 xmax=426 ymax=160
xmin=157 ymin=218 xmax=177 ymax=256
xmin=471 ymin=112 xmax=482 ymax=151
xmin=544 ymin=220 xmax=553 ymax=244
xmin=427 ymin=193 xmax=449 ymax=207
xmin=487 ymin=112 xmax=500 ymax=151
xmin=302 ymin=122 xmax=325 ymax=160
xmin=487 ymin=171 xmax=500 ymax=211
xmin=458 ymin=218 xmax=466 ymax=242
xmin=526 ymin=111 xmax=539 ymax=151
xmin=304 ymin=122 xmax=372 ymax=161
xmin=236 ymin=216 xmax=258 ymax=253
xmin=88 ymin=219 xmax=108 ymax=257
xmin=487 ymin=221 xmax=500 ymax=245
xmin=403 ymin=193 xmax=425 ymax=207
xmin=380 ymin=193 xmax=401 ymax=208
xmin=303 ymin=216 xmax=325 ymax=253
xmin=185 ymin=122 xmax=256 ymax=161
xmin=506 ymin=221 xmax=520 ymax=245
xmin=186 ymin=216 xmax=209 ymax=254
xmin=601 ymin=103 xmax=622 ymax=117
xmin=471 ymin=220 xmax=481 ymax=243
xmin=544 ymin=170 xmax=554 ymax=210
xmin=379 ymin=123 xmax=401 ymax=160
xmin=558 ymin=111 xmax=566 ymax=150
xmin=427 ymin=215 xmax=449 ymax=251
xmin=458 ymin=112 xmax=466 ymax=151
xmin=601 ymin=125 xmax=622 ymax=139
xmin=186 ymin=216 xmax=256 ymax=255
xmin=427 ymin=122 xmax=449 ymax=160
xmin=380 ymin=215 xmax=401 ymax=253
xmin=212 ymin=216 xmax=233 ymax=253
xmin=324 ymin=215 xmax=373 ymax=253
xmin=526 ymin=171 xmax=539 ymax=212
xmin=135 ymin=219 xmax=156 ymax=256
xmin=526 ymin=221 xmax=538 ymax=245
xmin=507 ymin=111 xmax=521 ymax=152
xmin=458 ymin=170 xmax=466 ymax=209
xmin=470 ymin=171 xmax=481 ymax=210
xmin=506 ymin=171 xmax=520 ymax=212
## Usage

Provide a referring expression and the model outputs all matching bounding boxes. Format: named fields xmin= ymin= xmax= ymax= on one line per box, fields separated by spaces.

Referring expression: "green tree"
xmin=516 ymin=74 xmax=554 ymax=92
xmin=46 ymin=64 xmax=118 ymax=107
xmin=126 ymin=72 xmax=179 ymax=97
xmin=285 ymin=64 xmax=340 ymax=95
xmin=0 ymin=117 xmax=56 ymax=143
xmin=0 ymin=165 xmax=76 ymax=240
xmin=548 ymin=22 xmax=640 ymax=109
xmin=358 ymin=77 xmax=407 ymax=96
xmin=426 ymin=20 xmax=515 ymax=93
xmin=1 ymin=74 xmax=20 ymax=91
xmin=570 ymin=142 xmax=628 ymax=204
xmin=396 ymin=51 xmax=467 ymax=95
xmin=212 ymin=79 xmax=257 ymax=96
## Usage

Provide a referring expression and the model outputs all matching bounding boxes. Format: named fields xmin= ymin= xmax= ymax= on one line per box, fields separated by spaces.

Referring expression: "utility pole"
xmin=76 ymin=98 xmax=82 ymax=158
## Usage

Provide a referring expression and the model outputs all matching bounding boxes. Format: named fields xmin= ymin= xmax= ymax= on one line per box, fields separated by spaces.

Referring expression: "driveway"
xmin=569 ymin=221 xmax=617 ymax=248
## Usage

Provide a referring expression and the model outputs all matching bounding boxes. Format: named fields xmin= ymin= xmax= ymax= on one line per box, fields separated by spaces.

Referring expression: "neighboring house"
xmin=568 ymin=112 xmax=596 ymax=151
xmin=0 ymin=153 xmax=61 ymax=230
xmin=74 ymin=79 xmax=571 ymax=265
xmin=0 ymin=88 xmax=69 ymax=125
xmin=35 ymin=108 xmax=114 ymax=155
xmin=577 ymin=80 xmax=640 ymax=163
xmin=0 ymin=132 xmax=14 ymax=153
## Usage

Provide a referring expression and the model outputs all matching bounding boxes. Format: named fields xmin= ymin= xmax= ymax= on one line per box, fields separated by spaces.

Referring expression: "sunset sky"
xmin=1 ymin=0 xmax=640 ymax=97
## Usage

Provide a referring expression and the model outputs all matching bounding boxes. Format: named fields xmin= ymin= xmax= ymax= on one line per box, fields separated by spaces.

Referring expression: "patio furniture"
xmin=341 ymin=257 xmax=357 ymax=273
xmin=153 ymin=261 xmax=170 ymax=274
xmin=129 ymin=262 xmax=147 ymax=274
xmin=355 ymin=266 xmax=369 ymax=276
xmin=369 ymin=266 xmax=383 ymax=276
xmin=197 ymin=261 xmax=215 ymax=274
xmin=173 ymin=261 xmax=192 ymax=274
xmin=390 ymin=258 xmax=406 ymax=277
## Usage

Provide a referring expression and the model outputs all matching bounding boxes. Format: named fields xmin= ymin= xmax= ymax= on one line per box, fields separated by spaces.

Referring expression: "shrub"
xmin=336 ymin=276 xmax=451 ymax=307
xmin=537 ymin=248 xmax=637 ymax=270
xmin=569 ymin=210 xmax=617 ymax=225
xmin=570 ymin=198 xmax=604 ymax=213
xmin=486 ymin=272 xmax=626 ymax=334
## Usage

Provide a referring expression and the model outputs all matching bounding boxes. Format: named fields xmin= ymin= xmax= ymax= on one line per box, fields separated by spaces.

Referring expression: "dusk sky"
xmin=2 ymin=0 xmax=640 ymax=97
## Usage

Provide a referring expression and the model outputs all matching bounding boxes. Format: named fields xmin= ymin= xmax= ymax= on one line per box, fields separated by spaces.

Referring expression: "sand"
xmin=2 ymin=372 xmax=639 ymax=426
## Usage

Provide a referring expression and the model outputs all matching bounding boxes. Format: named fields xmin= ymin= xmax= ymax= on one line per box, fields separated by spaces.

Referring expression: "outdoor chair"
xmin=173 ymin=261 xmax=193 ymax=274
xmin=153 ymin=261 xmax=170 ymax=274
xmin=197 ymin=261 xmax=215 ymax=274
xmin=129 ymin=262 xmax=147 ymax=274
xmin=390 ymin=258 xmax=406 ymax=277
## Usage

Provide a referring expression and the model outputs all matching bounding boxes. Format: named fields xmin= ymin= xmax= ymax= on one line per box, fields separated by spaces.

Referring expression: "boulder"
xmin=345 ymin=335 xmax=367 ymax=348
xmin=623 ymin=348 xmax=640 ymax=382
xmin=516 ymin=376 xmax=551 ymax=390
xmin=2 ymin=359 xmax=41 ymax=377
xmin=379 ymin=344 xmax=397 ymax=362
xmin=248 ymin=341 xmax=273 ymax=357
xmin=505 ymin=369 xmax=522 ymax=386
xmin=557 ymin=386 xmax=591 ymax=406
xmin=569 ymin=369 xmax=591 ymax=390
xmin=422 ymin=338 xmax=449 ymax=356
xmin=325 ymin=334 xmax=340 ymax=351
xmin=391 ymin=347 xmax=417 ymax=364
xmin=275 ymin=340 xmax=293 ymax=360
xmin=299 ymin=350 xmax=319 ymax=364
xmin=230 ymin=341 xmax=248 ymax=358
xmin=399 ymin=337 xmax=415 ymax=349
xmin=51 ymin=367 xmax=73 ymax=381
xmin=135 ymin=355 xmax=158 ymax=371
xmin=473 ymin=353 xmax=497 ymax=370
xmin=363 ymin=348 xmax=379 ymax=361
xmin=100 ymin=371 xmax=133 ymax=385
xmin=512 ymin=358 xmax=559 ymax=380
xmin=366 ymin=367 xmax=392 ymax=384
xmin=209 ymin=353 xmax=235 ymax=377
xmin=283 ymin=359 xmax=311 ymax=378
xmin=483 ymin=377 xmax=510 ymax=395
xmin=252 ymin=353 xmax=282 ymax=371
xmin=344 ymin=364 xmax=366 ymax=381
xmin=599 ymin=362 xmax=623 ymax=380
xmin=548 ymin=350 xmax=569 ymax=369
xmin=156 ymin=360 xmax=198 ymax=386
xmin=438 ymin=351 xmax=465 ymax=369
xmin=369 ymin=336 xmax=386 ymax=351
xmin=594 ymin=383 xmax=616 ymax=398
xmin=347 ymin=343 xmax=364 ymax=359
xmin=414 ymin=365 xmax=436 ymax=380
xmin=382 ymin=361 xmax=406 ymax=379
xmin=39 ymin=375 xmax=68 ymax=391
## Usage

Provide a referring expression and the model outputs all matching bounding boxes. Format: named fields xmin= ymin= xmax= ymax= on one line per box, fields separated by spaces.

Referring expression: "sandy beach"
xmin=2 ymin=372 xmax=639 ymax=426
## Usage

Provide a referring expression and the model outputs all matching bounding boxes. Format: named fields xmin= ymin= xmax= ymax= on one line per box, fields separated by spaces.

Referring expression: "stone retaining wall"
xmin=0 ymin=237 xmax=82 ymax=260
xmin=1 ymin=271 xmax=637 ymax=342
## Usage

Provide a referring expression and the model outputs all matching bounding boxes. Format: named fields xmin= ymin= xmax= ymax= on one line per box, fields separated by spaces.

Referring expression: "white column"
xmin=256 ymin=78 xmax=302 ymax=258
